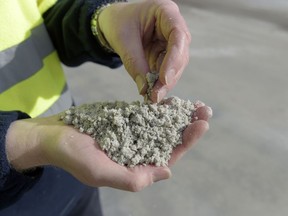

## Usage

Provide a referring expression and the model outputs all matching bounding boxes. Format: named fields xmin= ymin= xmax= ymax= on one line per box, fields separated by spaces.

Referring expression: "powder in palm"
xmin=60 ymin=97 xmax=197 ymax=167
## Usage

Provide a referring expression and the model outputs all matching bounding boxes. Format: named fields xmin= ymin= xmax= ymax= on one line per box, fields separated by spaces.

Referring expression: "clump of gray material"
xmin=60 ymin=97 xmax=196 ymax=167
xmin=144 ymin=71 xmax=159 ymax=103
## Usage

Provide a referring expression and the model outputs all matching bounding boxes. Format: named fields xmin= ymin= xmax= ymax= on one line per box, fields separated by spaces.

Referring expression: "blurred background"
xmin=63 ymin=0 xmax=288 ymax=215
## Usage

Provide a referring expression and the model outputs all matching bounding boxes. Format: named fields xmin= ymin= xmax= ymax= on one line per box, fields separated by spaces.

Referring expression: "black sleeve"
xmin=0 ymin=111 xmax=43 ymax=209
xmin=43 ymin=0 xmax=123 ymax=68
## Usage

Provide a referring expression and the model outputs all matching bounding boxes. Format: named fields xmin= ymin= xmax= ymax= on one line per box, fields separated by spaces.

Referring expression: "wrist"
xmin=90 ymin=0 xmax=127 ymax=53
xmin=91 ymin=4 xmax=115 ymax=53
xmin=5 ymin=119 xmax=46 ymax=171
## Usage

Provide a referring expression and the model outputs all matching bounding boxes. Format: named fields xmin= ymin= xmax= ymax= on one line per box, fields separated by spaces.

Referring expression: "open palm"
xmin=38 ymin=103 xmax=212 ymax=192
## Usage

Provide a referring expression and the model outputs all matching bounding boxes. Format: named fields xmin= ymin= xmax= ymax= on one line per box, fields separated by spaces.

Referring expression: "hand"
xmin=98 ymin=0 xmax=191 ymax=102
xmin=5 ymin=104 xmax=211 ymax=192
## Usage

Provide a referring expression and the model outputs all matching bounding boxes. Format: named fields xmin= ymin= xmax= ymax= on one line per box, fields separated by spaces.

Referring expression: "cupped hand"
xmin=98 ymin=0 xmax=191 ymax=102
xmin=6 ymin=104 xmax=211 ymax=192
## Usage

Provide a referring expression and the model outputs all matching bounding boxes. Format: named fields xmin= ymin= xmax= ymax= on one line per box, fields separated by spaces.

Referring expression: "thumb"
xmin=168 ymin=120 xmax=209 ymax=166
xmin=98 ymin=3 xmax=150 ymax=95
xmin=118 ymin=33 xmax=150 ymax=95
xmin=102 ymin=165 xmax=171 ymax=192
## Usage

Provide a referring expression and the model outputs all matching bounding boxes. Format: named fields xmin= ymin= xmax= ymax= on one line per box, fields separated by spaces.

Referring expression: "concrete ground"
xmin=63 ymin=0 xmax=288 ymax=215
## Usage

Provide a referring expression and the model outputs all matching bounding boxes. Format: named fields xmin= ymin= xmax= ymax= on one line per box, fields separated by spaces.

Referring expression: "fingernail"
xmin=194 ymin=100 xmax=205 ymax=108
xmin=135 ymin=75 xmax=146 ymax=94
xmin=164 ymin=69 xmax=175 ymax=85
xmin=152 ymin=168 xmax=171 ymax=183
xmin=207 ymin=106 xmax=213 ymax=118
xmin=156 ymin=87 xmax=167 ymax=102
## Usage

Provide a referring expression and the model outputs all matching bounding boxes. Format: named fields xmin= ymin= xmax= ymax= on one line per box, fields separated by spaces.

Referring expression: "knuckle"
xmin=171 ymin=27 xmax=190 ymax=43
xmin=165 ymin=0 xmax=179 ymax=11
xmin=171 ymin=1 xmax=180 ymax=11
xmin=156 ymin=0 xmax=179 ymax=16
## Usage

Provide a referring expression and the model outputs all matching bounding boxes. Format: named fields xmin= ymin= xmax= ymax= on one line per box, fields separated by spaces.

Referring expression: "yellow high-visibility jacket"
xmin=0 ymin=0 xmax=70 ymax=117
xmin=0 ymin=0 xmax=121 ymax=117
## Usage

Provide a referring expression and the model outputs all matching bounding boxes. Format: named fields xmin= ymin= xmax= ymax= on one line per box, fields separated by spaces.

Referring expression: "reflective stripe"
xmin=0 ymin=0 xmax=70 ymax=118
xmin=0 ymin=52 xmax=67 ymax=118
xmin=40 ymin=84 xmax=73 ymax=117
xmin=0 ymin=23 xmax=54 ymax=93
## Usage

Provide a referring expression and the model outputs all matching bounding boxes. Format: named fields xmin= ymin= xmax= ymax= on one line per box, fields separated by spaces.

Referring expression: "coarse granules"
xmin=60 ymin=96 xmax=198 ymax=167
xmin=144 ymin=71 xmax=159 ymax=103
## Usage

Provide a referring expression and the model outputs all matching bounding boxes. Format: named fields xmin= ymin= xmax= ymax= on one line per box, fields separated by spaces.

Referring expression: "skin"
xmin=5 ymin=0 xmax=212 ymax=192
xmin=6 ymin=104 xmax=212 ymax=192
xmin=98 ymin=0 xmax=191 ymax=102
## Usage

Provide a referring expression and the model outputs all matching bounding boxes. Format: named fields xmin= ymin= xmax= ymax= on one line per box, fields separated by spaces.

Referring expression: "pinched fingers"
xmin=149 ymin=59 xmax=186 ymax=103
xmin=144 ymin=1 xmax=191 ymax=103
xmin=148 ymin=40 xmax=190 ymax=102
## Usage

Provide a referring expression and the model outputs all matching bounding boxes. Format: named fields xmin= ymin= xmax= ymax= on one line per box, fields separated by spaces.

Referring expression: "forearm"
xmin=0 ymin=111 xmax=43 ymax=209
xmin=1 ymin=111 xmax=31 ymax=174
xmin=5 ymin=119 xmax=46 ymax=171
xmin=43 ymin=0 xmax=123 ymax=67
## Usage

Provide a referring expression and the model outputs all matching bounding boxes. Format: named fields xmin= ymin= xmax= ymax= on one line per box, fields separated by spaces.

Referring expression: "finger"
xmin=168 ymin=120 xmax=209 ymax=166
xmin=192 ymin=105 xmax=213 ymax=122
xmin=149 ymin=62 xmax=184 ymax=103
xmin=146 ymin=42 xmax=167 ymax=72
xmin=118 ymin=31 xmax=150 ymax=95
xmin=156 ymin=2 xmax=191 ymax=86
xmin=149 ymin=42 xmax=190 ymax=103
xmin=160 ymin=32 xmax=190 ymax=86
xmin=156 ymin=50 xmax=167 ymax=72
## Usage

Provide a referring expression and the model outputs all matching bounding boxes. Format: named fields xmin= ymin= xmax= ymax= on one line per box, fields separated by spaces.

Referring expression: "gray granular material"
xmin=60 ymin=97 xmax=197 ymax=167
xmin=144 ymin=71 xmax=159 ymax=103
